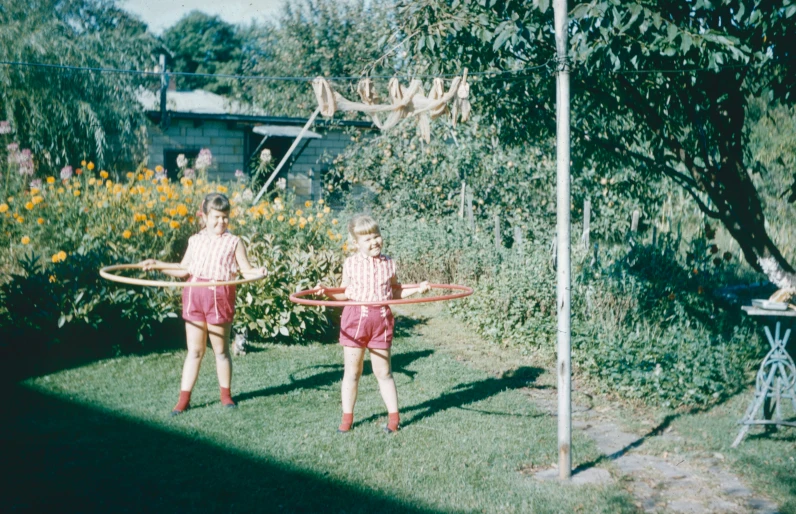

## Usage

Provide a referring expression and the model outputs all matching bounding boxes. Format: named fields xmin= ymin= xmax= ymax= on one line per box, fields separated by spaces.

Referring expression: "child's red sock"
xmin=386 ymin=412 xmax=400 ymax=433
xmin=338 ymin=412 xmax=354 ymax=432
xmin=172 ymin=390 xmax=191 ymax=414
xmin=220 ymin=387 xmax=236 ymax=408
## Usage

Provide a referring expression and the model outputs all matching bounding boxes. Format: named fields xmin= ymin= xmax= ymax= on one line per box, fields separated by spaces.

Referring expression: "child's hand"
xmin=139 ymin=259 xmax=161 ymax=271
xmin=418 ymin=281 xmax=431 ymax=294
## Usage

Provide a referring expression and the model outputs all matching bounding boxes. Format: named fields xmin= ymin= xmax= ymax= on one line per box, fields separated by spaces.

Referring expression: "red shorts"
xmin=182 ymin=278 xmax=236 ymax=325
xmin=339 ymin=305 xmax=394 ymax=349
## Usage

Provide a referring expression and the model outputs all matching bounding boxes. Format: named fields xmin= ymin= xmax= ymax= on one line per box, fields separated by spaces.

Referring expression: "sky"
xmin=120 ymin=0 xmax=286 ymax=34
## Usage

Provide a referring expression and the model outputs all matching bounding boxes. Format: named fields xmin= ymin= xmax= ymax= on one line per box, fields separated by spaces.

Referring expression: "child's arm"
xmin=391 ymin=277 xmax=431 ymax=298
xmin=139 ymin=259 xmax=190 ymax=278
xmin=234 ymin=240 xmax=268 ymax=279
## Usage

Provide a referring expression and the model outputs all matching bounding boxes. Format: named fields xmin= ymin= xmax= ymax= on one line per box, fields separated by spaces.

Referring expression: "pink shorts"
xmin=339 ymin=305 xmax=394 ymax=349
xmin=182 ymin=277 xmax=236 ymax=325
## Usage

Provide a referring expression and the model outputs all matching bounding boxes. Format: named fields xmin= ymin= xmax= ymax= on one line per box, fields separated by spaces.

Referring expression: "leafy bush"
xmin=0 ymin=158 xmax=347 ymax=356
xmin=382 ymin=214 xmax=760 ymax=408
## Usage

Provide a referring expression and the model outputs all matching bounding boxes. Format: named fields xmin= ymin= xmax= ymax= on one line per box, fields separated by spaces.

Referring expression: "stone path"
xmin=528 ymin=388 xmax=780 ymax=513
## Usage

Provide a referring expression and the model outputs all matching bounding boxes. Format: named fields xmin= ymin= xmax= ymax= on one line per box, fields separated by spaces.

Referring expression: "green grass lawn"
xmin=2 ymin=311 xmax=636 ymax=513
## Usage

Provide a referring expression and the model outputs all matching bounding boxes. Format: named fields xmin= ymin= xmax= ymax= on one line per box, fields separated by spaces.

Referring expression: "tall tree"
xmin=397 ymin=0 xmax=796 ymax=291
xmin=240 ymin=0 xmax=396 ymax=117
xmin=161 ymin=11 xmax=243 ymax=95
xmin=0 ymin=0 xmax=159 ymax=172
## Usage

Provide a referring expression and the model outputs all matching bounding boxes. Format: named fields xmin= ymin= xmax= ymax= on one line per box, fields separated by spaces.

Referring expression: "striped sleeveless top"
xmin=182 ymin=230 xmax=240 ymax=281
xmin=343 ymin=252 xmax=397 ymax=302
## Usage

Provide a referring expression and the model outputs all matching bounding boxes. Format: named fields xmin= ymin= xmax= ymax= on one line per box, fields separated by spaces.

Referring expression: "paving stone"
xmin=533 ymin=467 xmax=614 ymax=486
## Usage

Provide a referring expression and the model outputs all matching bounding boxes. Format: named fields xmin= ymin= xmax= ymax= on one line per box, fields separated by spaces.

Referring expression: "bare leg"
xmin=207 ymin=322 xmax=233 ymax=389
xmin=181 ymin=320 xmax=208 ymax=391
xmin=342 ymin=346 xmax=366 ymax=414
xmin=370 ymin=348 xmax=398 ymax=413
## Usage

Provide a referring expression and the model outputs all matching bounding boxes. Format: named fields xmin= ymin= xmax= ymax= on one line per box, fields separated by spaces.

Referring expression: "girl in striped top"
xmin=319 ymin=214 xmax=430 ymax=433
xmin=140 ymin=193 xmax=266 ymax=415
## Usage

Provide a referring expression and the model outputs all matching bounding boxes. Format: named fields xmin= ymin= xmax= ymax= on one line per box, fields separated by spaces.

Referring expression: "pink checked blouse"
xmin=182 ymin=230 xmax=240 ymax=281
xmin=343 ymin=252 xmax=397 ymax=302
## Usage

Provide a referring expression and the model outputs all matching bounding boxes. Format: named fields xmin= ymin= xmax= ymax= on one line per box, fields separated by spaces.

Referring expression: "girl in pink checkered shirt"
xmin=140 ymin=193 xmax=266 ymax=415
xmin=319 ymin=214 xmax=429 ymax=433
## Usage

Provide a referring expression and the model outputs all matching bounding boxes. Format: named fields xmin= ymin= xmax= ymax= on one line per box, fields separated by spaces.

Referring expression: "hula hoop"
xmin=99 ymin=263 xmax=267 ymax=288
xmin=289 ymin=283 xmax=473 ymax=307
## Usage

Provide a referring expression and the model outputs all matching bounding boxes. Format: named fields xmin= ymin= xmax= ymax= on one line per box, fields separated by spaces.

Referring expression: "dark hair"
xmin=202 ymin=193 xmax=231 ymax=214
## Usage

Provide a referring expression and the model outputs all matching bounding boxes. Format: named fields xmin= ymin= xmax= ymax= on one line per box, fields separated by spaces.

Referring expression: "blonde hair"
xmin=347 ymin=214 xmax=380 ymax=248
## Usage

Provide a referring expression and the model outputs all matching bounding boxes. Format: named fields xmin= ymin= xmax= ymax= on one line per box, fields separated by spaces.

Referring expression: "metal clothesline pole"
xmin=553 ymin=0 xmax=572 ymax=480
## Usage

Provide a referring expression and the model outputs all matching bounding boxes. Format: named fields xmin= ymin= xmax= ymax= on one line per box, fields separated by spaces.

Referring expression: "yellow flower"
xmin=305 ymin=200 xmax=312 ymax=207
xmin=51 ymin=254 xmax=59 ymax=263
xmin=161 ymin=216 xmax=170 ymax=223
xmin=307 ymin=215 xmax=314 ymax=222
xmin=88 ymin=178 xmax=96 ymax=186
xmin=238 ymin=220 xmax=246 ymax=226
xmin=277 ymin=214 xmax=285 ymax=222
xmin=299 ymin=216 xmax=307 ymax=225
xmin=176 ymin=204 xmax=188 ymax=216
xmin=317 ymin=212 xmax=324 ymax=219
xmin=170 ymin=220 xmax=180 ymax=229
xmin=99 ymin=170 xmax=108 ymax=179
xmin=168 ymin=208 xmax=177 ymax=217
xmin=106 ymin=180 xmax=113 ymax=188
xmin=73 ymin=190 xmax=81 ymax=197
xmin=159 ymin=195 xmax=167 ymax=202
xmin=145 ymin=168 xmax=154 ymax=178
xmin=58 ymin=251 xmax=67 ymax=261
xmin=217 ymin=185 xmax=228 ymax=193
xmin=21 ymin=236 xmax=30 ymax=245
xmin=81 ymin=160 xmax=87 ymax=167
xmin=122 ymin=230 xmax=132 ymax=239
xmin=146 ymin=220 xmax=154 ymax=228
xmin=25 ymin=202 xmax=34 ymax=210
xmin=30 ymin=187 xmax=40 ymax=195
xmin=155 ymin=165 xmax=164 ymax=173
xmin=156 ymin=230 xmax=163 ymax=237
xmin=332 ymin=219 xmax=338 ymax=225
xmin=126 ymin=172 xmax=134 ymax=180
xmin=139 ymin=225 xmax=149 ymax=233
xmin=49 ymin=275 xmax=56 ymax=283
xmin=96 ymin=201 xmax=104 ymax=208
xmin=1 ymin=203 xmax=10 ymax=213
xmin=7 ymin=197 xmax=13 ymax=202
xmin=37 ymin=218 xmax=44 ymax=225
xmin=46 ymin=177 xmax=56 ymax=184
xmin=137 ymin=185 xmax=146 ymax=194
xmin=288 ymin=217 xmax=297 ymax=226
xmin=295 ymin=209 xmax=303 ymax=216
xmin=113 ymin=185 xmax=123 ymax=194
xmin=323 ymin=206 xmax=331 ymax=214
xmin=57 ymin=187 xmax=65 ymax=194
xmin=87 ymin=162 xmax=95 ymax=171
xmin=183 ymin=179 xmax=193 ymax=186
xmin=16 ymin=215 xmax=25 ymax=223
xmin=146 ymin=201 xmax=155 ymax=209
xmin=318 ymin=199 xmax=324 ymax=205
xmin=197 ymin=179 xmax=204 ymax=186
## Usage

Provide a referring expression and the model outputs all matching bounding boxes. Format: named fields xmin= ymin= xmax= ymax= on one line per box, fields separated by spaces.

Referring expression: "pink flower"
xmin=17 ymin=149 xmax=34 ymax=176
xmin=183 ymin=168 xmax=195 ymax=178
xmin=235 ymin=169 xmax=245 ymax=180
xmin=0 ymin=121 xmax=11 ymax=135
xmin=29 ymin=179 xmax=42 ymax=189
xmin=60 ymin=166 xmax=73 ymax=180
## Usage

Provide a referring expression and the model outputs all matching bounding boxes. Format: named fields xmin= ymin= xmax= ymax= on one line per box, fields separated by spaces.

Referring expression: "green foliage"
xmin=240 ymin=0 xmax=395 ymax=117
xmin=0 ymin=0 xmax=159 ymax=172
xmin=162 ymin=11 xmax=243 ymax=95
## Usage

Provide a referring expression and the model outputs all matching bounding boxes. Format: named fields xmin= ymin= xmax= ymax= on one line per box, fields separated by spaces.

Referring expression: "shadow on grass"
xmin=358 ymin=366 xmax=547 ymax=427
xmin=1 ymin=385 xmax=443 ymax=514
xmin=233 ymin=349 xmax=435 ymax=404
xmin=393 ymin=315 xmax=430 ymax=338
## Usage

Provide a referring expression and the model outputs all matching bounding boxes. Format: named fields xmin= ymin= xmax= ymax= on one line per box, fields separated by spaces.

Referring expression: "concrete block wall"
xmin=288 ymin=129 xmax=355 ymax=201
xmin=146 ymin=120 xmax=246 ymax=180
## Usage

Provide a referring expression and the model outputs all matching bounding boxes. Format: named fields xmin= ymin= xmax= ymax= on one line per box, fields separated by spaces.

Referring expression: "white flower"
xmin=60 ymin=165 xmax=73 ymax=180
xmin=176 ymin=154 xmax=188 ymax=169
xmin=195 ymin=148 xmax=213 ymax=170
xmin=0 ymin=121 xmax=11 ymax=135
xmin=276 ymin=177 xmax=286 ymax=190
xmin=183 ymin=168 xmax=195 ymax=178
xmin=260 ymin=148 xmax=272 ymax=164
xmin=242 ymin=188 xmax=253 ymax=201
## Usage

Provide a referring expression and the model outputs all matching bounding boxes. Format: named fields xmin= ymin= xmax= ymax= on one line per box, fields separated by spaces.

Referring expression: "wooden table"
xmin=732 ymin=306 xmax=796 ymax=447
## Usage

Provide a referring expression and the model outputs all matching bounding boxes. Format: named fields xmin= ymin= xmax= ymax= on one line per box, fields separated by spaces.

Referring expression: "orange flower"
xmin=75 ymin=168 xmax=83 ymax=175
xmin=139 ymin=225 xmax=149 ymax=233
xmin=99 ymin=170 xmax=109 ymax=179
xmin=46 ymin=177 xmax=56 ymax=184
xmin=21 ymin=236 xmax=30 ymax=245
xmin=24 ymin=202 xmax=34 ymax=210
xmin=37 ymin=218 xmax=44 ymax=225
xmin=122 ymin=230 xmax=132 ymax=239
xmin=156 ymin=230 xmax=163 ymax=237
xmin=169 ymin=220 xmax=180 ymax=229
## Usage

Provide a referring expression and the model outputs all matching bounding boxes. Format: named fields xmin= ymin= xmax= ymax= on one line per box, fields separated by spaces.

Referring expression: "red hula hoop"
xmin=289 ymin=283 xmax=473 ymax=307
